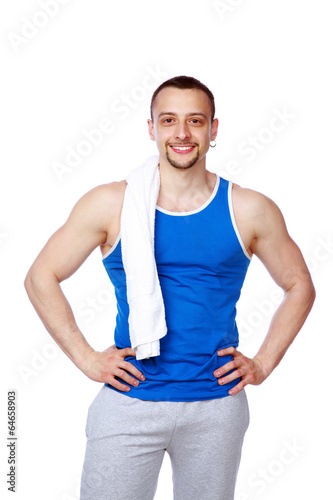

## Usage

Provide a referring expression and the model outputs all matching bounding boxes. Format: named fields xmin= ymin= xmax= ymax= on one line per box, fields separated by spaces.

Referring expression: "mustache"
xmin=167 ymin=142 xmax=198 ymax=146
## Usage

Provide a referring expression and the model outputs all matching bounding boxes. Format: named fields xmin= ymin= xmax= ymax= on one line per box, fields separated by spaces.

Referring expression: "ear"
xmin=147 ymin=119 xmax=155 ymax=141
xmin=211 ymin=118 xmax=219 ymax=142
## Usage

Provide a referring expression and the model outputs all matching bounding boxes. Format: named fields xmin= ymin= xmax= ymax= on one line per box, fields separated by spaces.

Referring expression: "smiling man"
xmin=24 ymin=76 xmax=315 ymax=500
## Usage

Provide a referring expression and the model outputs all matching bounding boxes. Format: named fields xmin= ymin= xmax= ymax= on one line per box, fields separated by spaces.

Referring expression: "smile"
xmin=169 ymin=145 xmax=196 ymax=154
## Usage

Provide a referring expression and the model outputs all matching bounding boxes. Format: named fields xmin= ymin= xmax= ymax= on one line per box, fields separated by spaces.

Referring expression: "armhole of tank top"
xmin=228 ymin=182 xmax=252 ymax=261
xmin=102 ymin=232 xmax=121 ymax=260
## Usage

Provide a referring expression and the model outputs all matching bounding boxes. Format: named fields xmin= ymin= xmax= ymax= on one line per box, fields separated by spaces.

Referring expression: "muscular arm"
xmin=24 ymin=183 xmax=145 ymax=391
xmin=215 ymin=189 xmax=316 ymax=394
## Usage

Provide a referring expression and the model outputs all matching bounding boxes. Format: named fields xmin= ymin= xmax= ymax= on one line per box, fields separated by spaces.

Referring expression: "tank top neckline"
xmin=155 ymin=174 xmax=220 ymax=216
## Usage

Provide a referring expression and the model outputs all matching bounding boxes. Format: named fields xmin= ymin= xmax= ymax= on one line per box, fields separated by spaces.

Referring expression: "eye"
xmin=189 ymin=118 xmax=203 ymax=125
xmin=162 ymin=118 xmax=175 ymax=124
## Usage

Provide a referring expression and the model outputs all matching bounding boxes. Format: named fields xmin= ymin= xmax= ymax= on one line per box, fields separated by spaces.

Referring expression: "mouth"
xmin=168 ymin=144 xmax=197 ymax=154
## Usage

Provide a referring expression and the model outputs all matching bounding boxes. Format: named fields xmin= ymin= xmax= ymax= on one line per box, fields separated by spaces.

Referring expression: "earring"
xmin=210 ymin=140 xmax=217 ymax=148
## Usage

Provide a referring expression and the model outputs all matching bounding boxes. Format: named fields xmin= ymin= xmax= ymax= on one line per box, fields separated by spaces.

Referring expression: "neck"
xmin=157 ymin=157 xmax=216 ymax=205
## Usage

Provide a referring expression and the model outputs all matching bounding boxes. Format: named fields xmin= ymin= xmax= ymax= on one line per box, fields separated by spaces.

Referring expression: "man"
xmin=24 ymin=76 xmax=315 ymax=500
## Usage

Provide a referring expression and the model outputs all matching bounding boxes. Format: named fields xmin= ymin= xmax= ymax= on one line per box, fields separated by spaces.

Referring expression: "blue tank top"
xmin=102 ymin=174 xmax=251 ymax=402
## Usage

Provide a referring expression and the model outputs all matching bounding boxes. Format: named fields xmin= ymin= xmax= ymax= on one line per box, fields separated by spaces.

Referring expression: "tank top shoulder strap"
xmin=211 ymin=174 xmax=229 ymax=210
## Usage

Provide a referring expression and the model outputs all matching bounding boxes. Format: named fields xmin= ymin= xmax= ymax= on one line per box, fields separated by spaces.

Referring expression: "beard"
xmin=165 ymin=145 xmax=200 ymax=170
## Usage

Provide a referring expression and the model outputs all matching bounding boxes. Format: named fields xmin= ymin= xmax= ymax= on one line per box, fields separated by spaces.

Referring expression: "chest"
xmin=154 ymin=208 xmax=246 ymax=271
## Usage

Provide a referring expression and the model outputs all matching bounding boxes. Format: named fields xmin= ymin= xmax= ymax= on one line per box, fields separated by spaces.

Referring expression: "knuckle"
xmin=124 ymin=347 xmax=134 ymax=356
xmin=115 ymin=368 xmax=125 ymax=378
xmin=100 ymin=370 xmax=111 ymax=382
xmin=118 ymin=360 xmax=127 ymax=370
xmin=107 ymin=352 xmax=117 ymax=363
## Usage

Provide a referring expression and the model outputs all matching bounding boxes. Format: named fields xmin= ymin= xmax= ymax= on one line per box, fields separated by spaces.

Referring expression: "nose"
xmin=175 ymin=121 xmax=191 ymax=141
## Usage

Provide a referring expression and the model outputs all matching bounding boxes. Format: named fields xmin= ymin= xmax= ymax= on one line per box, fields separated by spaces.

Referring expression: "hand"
xmin=213 ymin=347 xmax=267 ymax=396
xmin=83 ymin=344 xmax=145 ymax=392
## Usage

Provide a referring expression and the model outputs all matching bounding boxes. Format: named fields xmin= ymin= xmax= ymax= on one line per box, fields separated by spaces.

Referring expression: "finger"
xmin=119 ymin=347 xmax=137 ymax=358
xmin=217 ymin=346 xmax=237 ymax=357
xmin=106 ymin=377 xmax=132 ymax=392
xmin=214 ymin=359 xmax=239 ymax=378
xmin=228 ymin=379 xmax=246 ymax=395
xmin=217 ymin=367 xmax=244 ymax=386
xmin=114 ymin=368 xmax=142 ymax=387
xmin=121 ymin=360 xmax=146 ymax=381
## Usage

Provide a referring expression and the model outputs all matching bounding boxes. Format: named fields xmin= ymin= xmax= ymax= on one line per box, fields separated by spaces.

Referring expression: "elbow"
xmin=288 ymin=272 xmax=316 ymax=315
xmin=24 ymin=264 xmax=53 ymax=300
xmin=24 ymin=267 xmax=37 ymax=301
xmin=302 ymin=275 xmax=316 ymax=313
xmin=309 ymin=280 xmax=316 ymax=309
xmin=24 ymin=269 xmax=32 ymax=295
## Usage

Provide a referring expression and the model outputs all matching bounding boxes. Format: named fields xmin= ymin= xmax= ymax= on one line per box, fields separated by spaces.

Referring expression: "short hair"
xmin=150 ymin=75 xmax=215 ymax=122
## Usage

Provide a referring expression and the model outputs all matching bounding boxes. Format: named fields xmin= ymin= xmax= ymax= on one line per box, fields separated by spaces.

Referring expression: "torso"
xmin=102 ymin=173 xmax=253 ymax=401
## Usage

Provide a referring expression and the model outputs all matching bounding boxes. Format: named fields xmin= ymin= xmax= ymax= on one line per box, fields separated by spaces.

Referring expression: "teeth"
xmin=173 ymin=146 xmax=193 ymax=150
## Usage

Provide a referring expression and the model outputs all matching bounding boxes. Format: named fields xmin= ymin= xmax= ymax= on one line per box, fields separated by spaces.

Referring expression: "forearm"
xmin=25 ymin=267 xmax=146 ymax=389
xmin=24 ymin=269 xmax=94 ymax=372
xmin=254 ymin=277 xmax=316 ymax=378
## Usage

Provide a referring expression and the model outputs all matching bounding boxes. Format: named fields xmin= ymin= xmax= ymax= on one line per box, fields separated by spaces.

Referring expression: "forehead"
xmin=152 ymin=87 xmax=212 ymax=120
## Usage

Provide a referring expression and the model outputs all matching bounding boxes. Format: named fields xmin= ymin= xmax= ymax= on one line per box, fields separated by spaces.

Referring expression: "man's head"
xmin=148 ymin=76 xmax=218 ymax=171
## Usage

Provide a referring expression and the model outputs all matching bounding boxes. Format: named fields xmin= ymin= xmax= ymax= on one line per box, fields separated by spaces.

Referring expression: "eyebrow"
xmin=157 ymin=112 xmax=208 ymax=120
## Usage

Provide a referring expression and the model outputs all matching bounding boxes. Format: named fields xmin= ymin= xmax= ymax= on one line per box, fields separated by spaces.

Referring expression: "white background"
xmin=1 ymin=1 xmax=332 ymax=499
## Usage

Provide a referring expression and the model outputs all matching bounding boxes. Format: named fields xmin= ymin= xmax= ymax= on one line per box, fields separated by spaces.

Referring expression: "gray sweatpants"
xmin=80 ymin=386 xmax=249 ymax=500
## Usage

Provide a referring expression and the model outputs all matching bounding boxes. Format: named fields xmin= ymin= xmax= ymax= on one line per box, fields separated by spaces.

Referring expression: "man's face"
xmin=148 ymin=87 xmax=218 ymax=170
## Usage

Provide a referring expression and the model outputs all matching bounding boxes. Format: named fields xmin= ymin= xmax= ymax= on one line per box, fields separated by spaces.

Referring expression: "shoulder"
xmin=71 ymin=180 xmax=127 ymax=215
xmin=230 ymin=182 xmax=289 ymax=250
xmin=232 ymin=182 xmax=274 ymax=210
xmin=232 ymin=183 xmax=285 ymax=224
xmin=65 ymin=180 xmax=127 ymax=231
xmin=79 ymin=180 xmax=127 ymax=205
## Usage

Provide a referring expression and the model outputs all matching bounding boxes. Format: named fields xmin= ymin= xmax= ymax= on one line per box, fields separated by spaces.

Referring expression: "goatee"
xmin=165 ymin=147 xmax=200 ymax=170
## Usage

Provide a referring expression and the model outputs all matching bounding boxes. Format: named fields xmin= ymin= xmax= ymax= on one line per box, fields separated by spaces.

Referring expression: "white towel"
xmin=120 ymin=155 xmax=168 ymax=360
